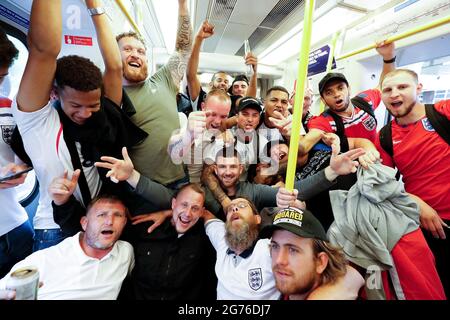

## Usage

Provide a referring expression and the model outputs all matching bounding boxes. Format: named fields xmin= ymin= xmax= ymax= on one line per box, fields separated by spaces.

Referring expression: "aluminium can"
xmin=6 ymin=266 xmax=39 ymax=300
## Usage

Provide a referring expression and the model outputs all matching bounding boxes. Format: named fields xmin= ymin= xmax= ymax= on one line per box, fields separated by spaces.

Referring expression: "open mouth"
xmin=391 ymin=101 xmax=403 ymax=108
xmin=335 ymin=99 xmax=343 ymax=105
xmin=179 ymin=216 xmax=191 ymax=226
xmin=223 ymin=176 xmax=234 ymax=183
xmin=231 ymin=213 xmax=240 ymax=222
xmin=101 ymin=230 xmax=113 ymax=235
xmin=128 ymin=61 xmax=141 ymax=68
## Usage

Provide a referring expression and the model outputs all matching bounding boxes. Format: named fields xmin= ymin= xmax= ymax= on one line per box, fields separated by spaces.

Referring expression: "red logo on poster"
xmin=64 ymin=35 xmax=93 ymax=46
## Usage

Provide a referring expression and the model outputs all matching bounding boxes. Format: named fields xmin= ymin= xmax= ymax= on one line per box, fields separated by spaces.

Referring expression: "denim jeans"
xmin=0 ymin=220 xmax=34 ymax=278
xmin=32 ymin=228 xmax=67 ymax=252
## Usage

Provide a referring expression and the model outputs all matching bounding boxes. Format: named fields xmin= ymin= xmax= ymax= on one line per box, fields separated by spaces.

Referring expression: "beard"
xmin=273 ymin=265 xmax=317 ymax=296
xmin=387 ymin=100 xmax=416 ymax=119
xmin=123 ymin=63 xmax=148 ymax=83
xmin=225 ymin=219 xmax=259 ymax=252
xmin=84 ymin=232 xmax=115 ymax=250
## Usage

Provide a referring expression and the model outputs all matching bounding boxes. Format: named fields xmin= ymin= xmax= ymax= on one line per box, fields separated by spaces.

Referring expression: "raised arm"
xmin=298 ymin=128 xmax=324 ymax=156
xmin=167 ymin=0 xmax=193 ymax=88
xmin=245 ymin=52 xmax=258 ymax=98
xmin=187 ymin=21 xmax=214 ymax=102
xmin=16 ymin=0 xmax=61 ymax=112
xmin=86 ymin=0 xmax=123 ymax=105
xmin=375 ymin=41 xmax=396 ymax=89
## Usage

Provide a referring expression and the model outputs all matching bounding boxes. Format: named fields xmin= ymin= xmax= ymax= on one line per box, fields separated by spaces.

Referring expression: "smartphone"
xmin=0 ymin=167 xmax=33 ymax=183
xmin=244 ymin=40 xmax=253 ymax=77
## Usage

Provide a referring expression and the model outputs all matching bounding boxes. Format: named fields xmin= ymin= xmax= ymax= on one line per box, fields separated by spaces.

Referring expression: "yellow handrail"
xmin=115 ymin=0 xmax=143 ymax=37
xmin=285 ymin=0 xmax=315 ymax=191
xmin=337 ymin=14 xmax=450 ymax=60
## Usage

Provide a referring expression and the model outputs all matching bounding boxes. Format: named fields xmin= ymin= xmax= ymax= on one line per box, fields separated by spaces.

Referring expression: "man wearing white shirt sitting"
xmin=0 ymin=195 xmax=134 ymax=300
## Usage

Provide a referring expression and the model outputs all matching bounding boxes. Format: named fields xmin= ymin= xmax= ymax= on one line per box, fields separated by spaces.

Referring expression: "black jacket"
xmin=128 ymin=219 xmax=217 ymax=300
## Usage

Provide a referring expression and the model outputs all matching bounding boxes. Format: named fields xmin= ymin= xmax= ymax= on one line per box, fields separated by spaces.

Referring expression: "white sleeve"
xmin=205 ymin=219 xmax=228 ymax=253
xmin=11 ymin=98 xmax=56 ymax=136
xmin=178 ymin=112 xmax=188 ymax=132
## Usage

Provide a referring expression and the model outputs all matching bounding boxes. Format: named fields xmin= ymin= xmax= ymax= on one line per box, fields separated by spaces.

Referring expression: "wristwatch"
xmin=88 ymin=7 xmax=106 ymax=16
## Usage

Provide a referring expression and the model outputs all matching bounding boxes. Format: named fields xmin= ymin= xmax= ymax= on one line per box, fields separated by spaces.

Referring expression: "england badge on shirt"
xmin=1 ymin=125 xmax=14 ymax=145
xmin=421 ymin=118 xmax=435 ymax=132
xmin=248 ymin=268 xmax=263 ymax=291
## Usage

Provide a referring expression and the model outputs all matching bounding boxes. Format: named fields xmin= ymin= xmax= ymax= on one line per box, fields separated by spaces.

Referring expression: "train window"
xmin=402 ymin=54 xmax=450 ymax=104
xmin=0 ymin=35 xmax=28 ymax=99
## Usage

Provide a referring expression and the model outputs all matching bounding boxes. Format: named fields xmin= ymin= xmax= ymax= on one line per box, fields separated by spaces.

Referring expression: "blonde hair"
xmin=116 ymin=31 xmax=147 ymax=50
xmin=205 ymin=88 xmax=231 ymax=105
xmin=382 ymin=69 xmax=419 ymax=88
xmin=312 ymin=239 xmax=348 ymax=285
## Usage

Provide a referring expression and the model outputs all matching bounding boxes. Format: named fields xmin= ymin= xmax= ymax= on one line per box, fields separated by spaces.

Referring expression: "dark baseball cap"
xmin=318 ymin=72 xmax=349 ymax=96
xmin=260 ymin=207 xmax=328 ymax=241
xmin=237 ymin=97 xmax=263 ymax=113
xmin=232 ymin=74 xmax=249 ymax=85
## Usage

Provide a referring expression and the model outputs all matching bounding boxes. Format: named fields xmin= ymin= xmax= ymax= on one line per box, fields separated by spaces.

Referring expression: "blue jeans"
xmin=0 ymin=220 xmax=34 ymax=278
xmin=32 ymin=228 xmax=67 ymax=252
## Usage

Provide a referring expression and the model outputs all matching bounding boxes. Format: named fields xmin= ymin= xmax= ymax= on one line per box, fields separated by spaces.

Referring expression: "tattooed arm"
xmin=167 ymin=0 xmax=192 ymax=88
xmin=201 ymin=164 xmax=232 ymax=210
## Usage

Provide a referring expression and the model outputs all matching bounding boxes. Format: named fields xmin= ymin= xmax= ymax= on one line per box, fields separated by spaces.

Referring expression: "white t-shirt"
xmin=205 ymin=219 xmax=280 ymax=300
xmin=258 ymin=122 xmax=285 ymax=143
xmin=0 ymin=98 xmax=28 ymax=236
xmin=0 ymin=232 xmax=134 ymax=300
xmin=11 ymin=99 xmax=101 ymax=229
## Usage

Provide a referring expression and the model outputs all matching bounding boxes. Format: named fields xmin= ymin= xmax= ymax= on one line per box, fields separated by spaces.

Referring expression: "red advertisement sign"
xmin=64 ymin=35 xmax=93 ymax=46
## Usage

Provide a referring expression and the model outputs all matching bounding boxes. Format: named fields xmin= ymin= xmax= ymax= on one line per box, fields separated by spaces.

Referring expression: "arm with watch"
xmin=86 ymin=0 xmax=123 ymax=106
xmin=375 ymin=40 xmax=396 ymax=89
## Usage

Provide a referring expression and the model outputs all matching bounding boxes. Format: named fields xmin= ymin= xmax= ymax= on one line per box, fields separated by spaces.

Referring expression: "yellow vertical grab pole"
xmin=285 ymin=0 xmax=315 ymax=191
xmin=319 ymin=31 xmax=340 ymax=113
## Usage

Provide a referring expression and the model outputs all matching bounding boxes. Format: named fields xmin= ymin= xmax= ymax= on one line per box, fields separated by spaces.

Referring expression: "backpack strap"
xmin=379 ymin=121 xmax=401 ymax=179
xmin=351 ymin=95 xmax=376 ymax=122
xmin=10 ymin=127 xmax=33 ymax=167
xmin=425 ymin=104 xmax=450 ymax=145
xmin=379 ymin=122 xmax=393 ymax=158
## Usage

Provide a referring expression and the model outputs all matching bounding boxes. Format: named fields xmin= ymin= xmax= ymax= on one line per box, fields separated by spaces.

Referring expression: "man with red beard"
xmin=260 ymin=207 xmax=363 ymax=300
xmin=203 ymin=198 xmax=363 ymax=299
xmin=375 ymin=69 xmax=450 ymax=297
xmin=116 ymin=0 xmax=192 ymax=192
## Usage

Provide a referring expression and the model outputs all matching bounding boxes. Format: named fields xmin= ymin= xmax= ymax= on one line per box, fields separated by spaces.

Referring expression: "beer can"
xmin=6 ymin=266 xmax=39 ymax=300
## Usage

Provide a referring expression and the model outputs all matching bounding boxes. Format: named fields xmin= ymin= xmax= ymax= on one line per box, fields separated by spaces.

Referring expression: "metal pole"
xmin=115 ymin=0 xmax=143 ymax=37
xmin=337 ymin=14 xmax=450 ymax=61
xmin=285 ymin=0 xmax=315 ymax=191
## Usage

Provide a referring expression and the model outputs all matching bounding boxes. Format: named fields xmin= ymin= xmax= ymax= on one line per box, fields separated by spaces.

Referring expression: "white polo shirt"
xmin=11 ymin=99 xmax=101 ymax=229
xmin=205 ymin=219 xmax=280 ymax=300
xmin=0 ymin=98 xmax=28 ymax=236
xmin=0 ymin=232 xmax=134 ymax=300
